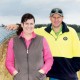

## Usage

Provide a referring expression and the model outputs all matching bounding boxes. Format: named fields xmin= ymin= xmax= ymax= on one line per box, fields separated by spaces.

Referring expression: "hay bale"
xmin=0 ymin=37 xmax=16 ymax=80
xmin=0 ymin=26 xmax=17 ymax=80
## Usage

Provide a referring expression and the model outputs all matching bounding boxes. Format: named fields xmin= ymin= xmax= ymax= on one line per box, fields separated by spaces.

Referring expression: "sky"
xmin=0 ymin=0 xmax=80 ymax=25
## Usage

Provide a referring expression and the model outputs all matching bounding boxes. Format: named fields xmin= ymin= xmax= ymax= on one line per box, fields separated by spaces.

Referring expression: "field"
xmin=78 ymin=33 xmax=80 ymax=39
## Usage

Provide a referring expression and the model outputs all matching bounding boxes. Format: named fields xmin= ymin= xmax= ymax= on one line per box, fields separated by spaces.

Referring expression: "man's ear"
xmin=49 ymin=16 xmax=52 ymax=21
xmin=62 ymin=16 xmax=64 ymax=19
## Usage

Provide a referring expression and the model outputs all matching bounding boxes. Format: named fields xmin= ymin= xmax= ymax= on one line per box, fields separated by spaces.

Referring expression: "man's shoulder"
xmin=34 ymin=27 xmax=46 ymax=32
xmin=34 ymin=27 xmax=47 ymax=36
xmin=67 ymin=26 xmax=77 ymax=33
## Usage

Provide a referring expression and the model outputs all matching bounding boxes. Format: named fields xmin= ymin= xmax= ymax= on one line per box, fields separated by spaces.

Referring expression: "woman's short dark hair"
xmin=17 ymin=13 xmax=35 ymax=35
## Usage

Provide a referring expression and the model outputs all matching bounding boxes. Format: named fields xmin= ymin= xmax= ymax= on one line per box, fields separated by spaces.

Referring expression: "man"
xmin=7 ymin=8 xmax=80 ymax=80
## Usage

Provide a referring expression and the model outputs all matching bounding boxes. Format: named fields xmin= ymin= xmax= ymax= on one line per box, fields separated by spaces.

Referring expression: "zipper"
xmin=21 ymin=38 xmax=34 ymax=80
xmin=27 ymin=48 xmax=29 ymax=80
xmin=22 ymin=38 xmax=32 ymax=80
xmin=27 ymin=48 xmax=28 ymax=54
xmin=26 ymin=39 xmax=34 ymax=80
xmin=50 ymin=33 xmax=57 ymax=41
xmin=50 ymin=33 xmax=62 ymax=41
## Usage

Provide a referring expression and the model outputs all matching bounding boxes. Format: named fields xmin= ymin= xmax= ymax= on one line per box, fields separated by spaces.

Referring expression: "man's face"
xmin=50 ymin=13 xmax=63 ymax=28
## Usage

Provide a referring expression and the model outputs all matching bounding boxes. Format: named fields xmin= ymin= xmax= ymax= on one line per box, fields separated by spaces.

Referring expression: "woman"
xmin=5 ymin=13 xmax=53 ymax=80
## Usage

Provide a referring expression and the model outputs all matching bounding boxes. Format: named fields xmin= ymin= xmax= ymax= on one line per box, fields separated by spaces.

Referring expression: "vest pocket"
xmin=13 ymin=72 xmax=21 ymax=80
xmin=35 ymin=72 xmax=46 ymax=80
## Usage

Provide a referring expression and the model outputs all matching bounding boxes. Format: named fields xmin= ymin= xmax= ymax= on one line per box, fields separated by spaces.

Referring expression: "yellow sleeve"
xmin=71 ymin=29 xmax=80 ymax=57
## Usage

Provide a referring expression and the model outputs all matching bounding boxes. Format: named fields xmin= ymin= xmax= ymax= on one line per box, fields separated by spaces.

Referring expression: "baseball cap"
xmin=50 ymin=8 xmax=63 ymax=16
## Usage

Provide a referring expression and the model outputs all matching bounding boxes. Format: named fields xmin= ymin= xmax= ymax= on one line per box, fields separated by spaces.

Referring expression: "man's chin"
xmin=54 ymin=25 xmax=60 ymax=28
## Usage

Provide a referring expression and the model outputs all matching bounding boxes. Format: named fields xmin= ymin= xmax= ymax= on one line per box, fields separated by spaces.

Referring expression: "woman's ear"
xmin=21 ymin=23 xmax=23 ymax=28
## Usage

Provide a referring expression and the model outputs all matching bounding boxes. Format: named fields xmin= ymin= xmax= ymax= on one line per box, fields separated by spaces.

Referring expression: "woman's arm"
xmin=39 ymin=37 xmax=53 ymax=74
xmin=5 ymin=38 xmax=18 ymax=76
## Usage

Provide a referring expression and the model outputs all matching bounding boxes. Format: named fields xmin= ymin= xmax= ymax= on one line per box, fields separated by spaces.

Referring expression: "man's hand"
xmin=6 ymin=24 xmax=19 ymax=30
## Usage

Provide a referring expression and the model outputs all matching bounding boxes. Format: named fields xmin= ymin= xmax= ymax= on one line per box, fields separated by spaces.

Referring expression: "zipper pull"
xmin=27 ymin=49 xmax=28 ymax=54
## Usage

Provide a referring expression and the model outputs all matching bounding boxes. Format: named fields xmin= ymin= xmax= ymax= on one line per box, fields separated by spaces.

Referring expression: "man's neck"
xmin=52 ymin=25 xmax=62 ymax=33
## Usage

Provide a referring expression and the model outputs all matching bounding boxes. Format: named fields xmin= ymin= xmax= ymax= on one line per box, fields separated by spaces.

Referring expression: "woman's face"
xmin=21 ymin=19 xmax=35 ymax=34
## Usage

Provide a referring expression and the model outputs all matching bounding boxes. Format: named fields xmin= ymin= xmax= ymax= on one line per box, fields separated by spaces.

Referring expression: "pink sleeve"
xmin=41 ymin=37 xmax=53 ymax=74
xmin=5 ymin=38 xmax=16 ymax=75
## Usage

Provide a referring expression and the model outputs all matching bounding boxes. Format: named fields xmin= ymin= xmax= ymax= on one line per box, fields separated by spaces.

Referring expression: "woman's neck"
xmin=23 ymin=33 xmax=32 ymax=40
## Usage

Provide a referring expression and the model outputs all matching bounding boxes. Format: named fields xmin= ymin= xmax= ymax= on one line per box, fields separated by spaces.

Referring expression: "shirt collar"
xmin=19 ymin=31 xmax=36 ymax=39
xmin=45 ymin=22 xmax=69 ymax=33
xmin=51 ymin=25 xmax=62 ymax=35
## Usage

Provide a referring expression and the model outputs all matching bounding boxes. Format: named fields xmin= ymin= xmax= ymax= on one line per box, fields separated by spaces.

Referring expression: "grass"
xmin=77 ymin=33 xmax=80 ymax=40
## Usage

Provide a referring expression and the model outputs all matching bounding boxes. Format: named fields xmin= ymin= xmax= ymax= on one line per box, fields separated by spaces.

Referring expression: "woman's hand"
xmin=13 ymin=70 xmax=18 ymax=76
xmin=38 ymin=69 xmax=45 ymax=74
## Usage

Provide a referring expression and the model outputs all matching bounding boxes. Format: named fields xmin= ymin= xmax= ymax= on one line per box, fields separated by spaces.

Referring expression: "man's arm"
xmin=71 ymin=28 xmax=80 ymax=71
xmin=6 ymin=24 xmax=20 ymax=30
